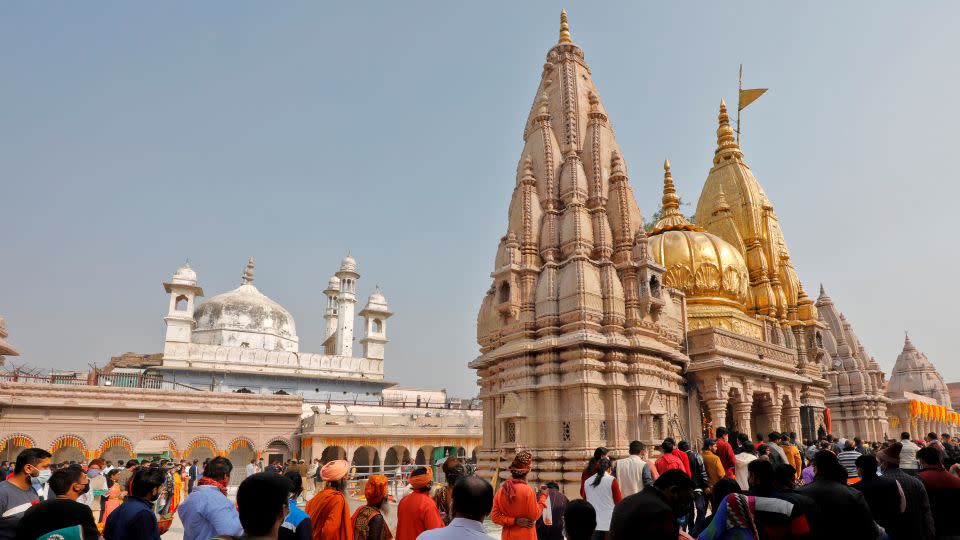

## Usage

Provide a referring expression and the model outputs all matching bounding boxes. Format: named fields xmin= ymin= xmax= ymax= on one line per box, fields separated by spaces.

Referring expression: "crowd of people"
xmin=0 ymin=429 xmax=958 ymax=539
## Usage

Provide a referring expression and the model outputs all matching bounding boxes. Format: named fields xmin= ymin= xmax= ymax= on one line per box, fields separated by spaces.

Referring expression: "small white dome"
xmin=171 ymin=261 xmax=198 ymax=286
xmin=327 ymin=275 xmax=341 ymax=291
xmin=363 ymin=286 xmax=390 ymax=312
xmin=340 ymin=255 xmax=358 ymax=273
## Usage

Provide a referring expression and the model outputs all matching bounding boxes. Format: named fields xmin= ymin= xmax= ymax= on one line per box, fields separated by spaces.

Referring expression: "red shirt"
xmin=655 ymin=452 xmax=686 ymax=475
xmin=715 ymin=438 xmax=737 ymax=473
xmin=672 ymin=449 xmax=692 ymax=476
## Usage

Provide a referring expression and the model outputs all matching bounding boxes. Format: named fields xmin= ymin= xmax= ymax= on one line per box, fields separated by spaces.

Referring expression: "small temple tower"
xmin=359 ymin=287 xmax=392 ymax=360
xmin=334 ymin=255 xmax=359 ymax=357
xmin=163 ymin=261 xmax=204 ymax=348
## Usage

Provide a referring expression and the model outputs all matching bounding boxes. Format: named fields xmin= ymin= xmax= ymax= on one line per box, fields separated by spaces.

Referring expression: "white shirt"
xmin=246 ymin=463 xmax=256 ymax=477
xmin=417 ymin=517 xmax=488 ymax=539
xmin=899 ymin=439 xmax=919 ymax=469
xmin=583 ymin=473 xmax=617 ymax=532
xmin=615 ymin=455 xmax=646 ymax=497
xmin=735 ymin=453 xmax=757 ymax=491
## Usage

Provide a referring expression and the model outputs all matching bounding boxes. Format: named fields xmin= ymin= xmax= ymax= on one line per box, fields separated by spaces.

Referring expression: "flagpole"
xmin=737 ymin=63 xmax=742 ymax=144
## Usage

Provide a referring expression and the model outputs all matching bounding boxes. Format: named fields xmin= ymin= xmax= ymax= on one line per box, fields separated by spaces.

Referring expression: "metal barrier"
xmin=0 ymin=372 xmax=202 ymax=392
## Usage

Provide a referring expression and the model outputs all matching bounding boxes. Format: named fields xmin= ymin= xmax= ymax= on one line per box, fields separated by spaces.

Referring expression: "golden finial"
xmin=712 ymin=182 xmax=731 ymax=216
xmin=661 ymin=159 xmax=679 ymax=212
xmin=649 ymin=158 xmax=698 ymax=233
xmin=559 ymin=9 xmax=572 ymax=44
xmin=714 ymin=99 xmax=743 ymax=165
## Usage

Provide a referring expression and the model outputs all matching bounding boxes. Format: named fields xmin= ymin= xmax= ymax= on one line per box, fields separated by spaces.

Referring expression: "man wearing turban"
xmin=351 ymin=474 xmax=392 ymax=540
xmin=491 ymin=451 xmax=547 ymax=540
xmin=306 ymin=460 xmax=353 ymax=540
xmin=395 ymin=466 xmax=443 ymax=540
xmin=432 ymin=457 xmax=466 ymax=525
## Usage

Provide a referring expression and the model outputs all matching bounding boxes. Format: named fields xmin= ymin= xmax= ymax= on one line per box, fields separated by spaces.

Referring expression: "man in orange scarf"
xmin=491 ymin=450 xmax=547 ymax=540
xmin=395 ymin=466 xmax=443 ymax=540
xmin=306 ymin=459 xmax=353 ymax=540
xmin=352 ymin=474 xmax=392 ymax=540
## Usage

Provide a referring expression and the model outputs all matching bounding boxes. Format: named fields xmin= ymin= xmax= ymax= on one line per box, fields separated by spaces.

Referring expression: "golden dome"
xmin=648 ymin=161 xmax=750 ymax=309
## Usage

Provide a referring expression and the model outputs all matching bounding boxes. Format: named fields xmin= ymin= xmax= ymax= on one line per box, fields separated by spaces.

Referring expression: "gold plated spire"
xmin=652 ymin=160 xmax=698 ymax=232
xmin=714 ymin=99 xmax=743 ymax=165
xmin=559 ymin=9 xmax=572 ymax=44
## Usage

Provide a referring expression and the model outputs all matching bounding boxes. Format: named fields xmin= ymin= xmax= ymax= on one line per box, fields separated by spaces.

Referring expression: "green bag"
xmin=38 ymin=525 xmax=83 ymax=540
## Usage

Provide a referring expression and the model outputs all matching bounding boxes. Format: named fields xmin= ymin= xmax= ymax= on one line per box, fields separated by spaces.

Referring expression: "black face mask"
xmin=78 ymin=483 xmax=90 ymax=495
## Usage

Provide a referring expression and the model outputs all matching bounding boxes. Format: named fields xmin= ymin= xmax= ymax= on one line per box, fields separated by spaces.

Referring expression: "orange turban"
xmin=408 ymin=467 xmax=433 ymax=490
xmin=320 ymin=459 xmax=350 ymax=481
xmin=509 ymin=450 xmax=533 ymax=473
xmin=364 ymin=474 xmax=388 ymax=505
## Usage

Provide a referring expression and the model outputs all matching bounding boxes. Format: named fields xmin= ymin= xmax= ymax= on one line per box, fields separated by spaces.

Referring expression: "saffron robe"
xmin=394 ymin=491 xmax=442 ymax=540
xmin=307 ymin=487 xmax=353 ymax=540
xmin=490 ymin=480 xmax=547 ymax=540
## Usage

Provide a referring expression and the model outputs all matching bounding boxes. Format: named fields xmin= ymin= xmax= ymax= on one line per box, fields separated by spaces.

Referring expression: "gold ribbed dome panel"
xmin=649 ymin=230 xmax=748 ymax=308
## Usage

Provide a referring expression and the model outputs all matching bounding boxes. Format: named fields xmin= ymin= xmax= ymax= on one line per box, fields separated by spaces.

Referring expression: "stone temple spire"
xmin=242 ymin=257 xmax=255 ymax=285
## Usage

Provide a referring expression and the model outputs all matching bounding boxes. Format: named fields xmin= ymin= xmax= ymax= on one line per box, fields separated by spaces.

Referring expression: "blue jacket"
xmin=280 ymin=498 xmax=312 ymax=540
xmin=103 ymin=497 xmax=160 ymax=540
xmin=176 ymin=485 xmax=244 ymax=540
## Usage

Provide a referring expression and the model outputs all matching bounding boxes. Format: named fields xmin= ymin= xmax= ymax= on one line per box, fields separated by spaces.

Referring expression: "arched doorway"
xmin=50 ymin=435 xmax=88 ymax=464
xmin=351 ymin=446 xmax=380 ymax=477
xmin=0 ymin=434 xmax=35 ymax=462
xmin=320 ymin=446 xmax=347 ymax=464
xmin=97 ymin=435 xmax=134 ymax=463
xmin=186 ymin=437 xmax=217 ymax=462
xmin=384 ymin=445 xmax=411 ymax=471
xmin=227 ymin=438 xmax=257 ymax=484
xmin=415 ymin=445 xmax=434 ymax=466
xmin=264 ymin=438 xmax=292 ymax=468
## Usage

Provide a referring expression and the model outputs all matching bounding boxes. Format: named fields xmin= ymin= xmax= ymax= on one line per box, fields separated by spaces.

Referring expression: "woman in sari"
xmin=101 ymin=469 xmax=124 ymax=524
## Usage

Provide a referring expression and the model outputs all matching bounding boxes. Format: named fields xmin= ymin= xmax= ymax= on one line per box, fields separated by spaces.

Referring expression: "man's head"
xmin=564 ymin=499 xmax=597 ymax=540
xmin=130 ymin=467 xmax=166 ymax=501
xmin=14 ymin=448 xmax=52 ymax=479
xmin=917 ymin=446 xmax=942 ymax=468
xmin=709 ymin=478 xmax=741 ymax=510
xmin=768 ymin=432 xmax=782 ymax=443
xmin=203 ymin=456 xmax=233 ymax=482
xmin=716 ymin=427 xmax=729 ymax=440
xmin=677 ymin=440 xmax=690 ymax=453
xmin=450 ymin=475 xmax=493 ymax=522
xmin=237 ymin=472 xmax=291 ymax=538
xmin=49 ymin=467 xmax=89 ymax=501
xmin=363 ymin=474 xmax=390 ymax=510
xmin=748 ymin=458 xmax=774 ymax=491
xmin=877 ymin=442 xmax=903 ymax=471
xmin=855 ymin=454 xmax=879 ymax=478
xmin=788 ymin=432 xmax=797 ymax=442
xmin=773 ymin=464 xmax=796 ymax=490
xmin=321 ymin=459 xmax=350 ymax=490
xmin=628 ymin=440 xmax=645 ymax=456
xmin=942 ymin=433 xmax=952 ymax=443
xmin=508 ymin=450 xmax=532 ymax=480
xmin=409 ymin=466 xmax=433 ymax=492
xmin=843 ymin=440 xmax=855 ymax=451
xmin=901 ymin=432 xmax=911 ymax=441
xmin=756 ymin=433 xmax=764 ymax=442
xmin=812 ymin=450 xmax=848 ymax=483
xmin=854 ymin=437 xmax=863 ymax=446
xmin=927 ymin=432 xmax=938 ymax=442
xmin=661 ymin=440 xmax=675 ymax=454
xmin=125 ymin=459 xmax=139 ymax=469
xmin=284 ymin=470 xmax=304 ymax=498
xmin=609 ymin=471 xmax=695 ymax=538
xmin=441 ymin=457 xmax=466 ymax=487
xmin=703 ymin=438 xmax=717 ymax=453
xmin=250 ymin=459 xmax=256 ymax=465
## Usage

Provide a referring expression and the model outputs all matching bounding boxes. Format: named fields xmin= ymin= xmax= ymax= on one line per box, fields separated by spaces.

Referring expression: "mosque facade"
xmin=471 ymin=11 xmax=956 ymax=494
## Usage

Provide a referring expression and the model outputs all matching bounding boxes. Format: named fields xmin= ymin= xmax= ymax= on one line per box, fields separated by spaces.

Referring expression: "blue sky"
xmin=2 ymin=2 xmax=957 ymax=397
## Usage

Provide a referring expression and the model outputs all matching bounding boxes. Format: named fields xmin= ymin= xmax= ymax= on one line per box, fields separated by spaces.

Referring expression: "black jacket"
xmin=799 ymin=478 xmax=878 ymax=540
xmin=853 ymin=474 xmax=902 ymax=536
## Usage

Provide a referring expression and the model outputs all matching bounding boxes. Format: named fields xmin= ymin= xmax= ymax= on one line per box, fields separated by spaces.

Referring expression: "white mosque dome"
xmin=191 ymin=259 xmax=299 ymax=352
xmin=171 ymin=262 xmax=198 ymax=286
xmin=327 ymin=275 xmax=341 ymax=291
xmin=340 ymin=255 xmax=358 ymax=273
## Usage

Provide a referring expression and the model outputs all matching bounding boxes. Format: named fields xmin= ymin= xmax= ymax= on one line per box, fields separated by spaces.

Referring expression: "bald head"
xmin=452 ymin=475 xmax=493 ymax=522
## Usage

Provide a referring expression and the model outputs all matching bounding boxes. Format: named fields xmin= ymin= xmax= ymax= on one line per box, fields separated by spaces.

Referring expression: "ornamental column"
xmin=732 ymin=402 xmax=753 ymax=435
xmin=706 ymin=399 xmax=728 ymax=431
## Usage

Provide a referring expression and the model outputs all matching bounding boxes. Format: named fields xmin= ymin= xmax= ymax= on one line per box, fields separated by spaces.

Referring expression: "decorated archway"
xmin=97 ymin=435 xmax=135 ymax=463
xmin=185 ymin=436 xmax=218 ymax=462
xmin=384 ymin=446 xmax=411 ymax=469
xmin=263 ymin=437 xmax=292 ymax=466
xmin=351 ymin=446 xmax=380 ymax=475
xmin=227 ymin=437 xmax=257 ymax=481
xmin=150 ymin=435 xmax=180 ymax=459
xmin=0 ymin=434 xmax=35 ymax=462
xmin=50 ymin=434 xmax=88 ymax=464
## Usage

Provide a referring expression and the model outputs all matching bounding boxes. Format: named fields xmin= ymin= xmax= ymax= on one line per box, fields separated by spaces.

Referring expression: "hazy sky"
xmin=2 ymin=2 xmax=958 ymax=397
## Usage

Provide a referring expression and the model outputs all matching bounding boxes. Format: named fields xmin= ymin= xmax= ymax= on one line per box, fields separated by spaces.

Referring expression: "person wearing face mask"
xmin=0 ymin=448 xmax=52 ymax=539
xmin=103 ymin=466 xmax=166 ymax=540
xmin=15 ymin=467 xmax=99 ymax=540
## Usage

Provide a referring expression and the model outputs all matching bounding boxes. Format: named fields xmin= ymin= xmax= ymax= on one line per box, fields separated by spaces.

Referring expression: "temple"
xmin=886 ymin=334 xmax=956 ymax=436
xmin=471 ymin=10 xmax=692 ymax=490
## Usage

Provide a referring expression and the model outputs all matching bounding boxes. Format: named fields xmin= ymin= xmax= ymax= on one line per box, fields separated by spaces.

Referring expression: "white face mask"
xmin=31 ymin=468 xmax=52 ymax=485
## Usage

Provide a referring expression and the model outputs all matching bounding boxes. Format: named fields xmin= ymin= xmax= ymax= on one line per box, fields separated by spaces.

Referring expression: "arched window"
xmin=372 ymin=319 xmax=383 ymax=334
xmin=649 ymin=276 xmax=661 ymax=297
xmin=499 ymin=282 xmax=511 ymax=304
xmin=175 ymin=295 xmax=189 ymax=311
xmin=505 ymin=420 xmax=517 ymax=443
